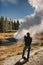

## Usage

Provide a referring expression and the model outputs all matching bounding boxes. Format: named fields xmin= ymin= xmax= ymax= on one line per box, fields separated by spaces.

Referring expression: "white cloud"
xmin=28 ymin=0 xmax=43 ymax=11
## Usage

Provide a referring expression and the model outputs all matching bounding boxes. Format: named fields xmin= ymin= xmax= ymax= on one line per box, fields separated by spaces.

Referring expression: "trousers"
xmin=22 ymin=46 xmax=31 ymax=60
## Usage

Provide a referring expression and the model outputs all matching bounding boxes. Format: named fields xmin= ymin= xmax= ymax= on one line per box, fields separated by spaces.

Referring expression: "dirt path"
xmin=2 ymin=47 xmax=43 ymax=65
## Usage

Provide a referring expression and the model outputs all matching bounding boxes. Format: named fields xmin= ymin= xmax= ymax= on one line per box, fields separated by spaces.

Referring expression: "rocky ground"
xmin=0 ymin=47 xmax=43 ymax=65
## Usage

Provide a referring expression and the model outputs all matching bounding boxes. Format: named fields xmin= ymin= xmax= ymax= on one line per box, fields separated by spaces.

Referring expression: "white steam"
xmin=29 ymin=0 xmax=43 ymax=11
xmin=14 ymin=0 xmax=43 ymax=39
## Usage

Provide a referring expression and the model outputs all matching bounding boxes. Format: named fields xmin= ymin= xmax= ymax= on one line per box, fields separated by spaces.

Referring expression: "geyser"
xmin=14 ymin=0 xmax=43 ymax=39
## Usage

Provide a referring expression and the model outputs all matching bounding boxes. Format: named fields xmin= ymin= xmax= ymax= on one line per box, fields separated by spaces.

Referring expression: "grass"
xmin=0 ymin=57 xmax=5 ymax=61
xmin=32 ymin=43 xmax=39 ymax=46
xmin=40 ymin=43 xmax=43 ymax=46
xmin=0 ymin=43 xmax=24 ymax=60
xmin=0 ymin=32 xmax=16 ymax=39
xmin=7 ymin=54 xmax=14 ymax=57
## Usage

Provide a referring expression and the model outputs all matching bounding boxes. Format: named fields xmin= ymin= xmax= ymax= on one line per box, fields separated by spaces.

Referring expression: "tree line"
xmin=0 ymin=16 xmax=20 ymax=32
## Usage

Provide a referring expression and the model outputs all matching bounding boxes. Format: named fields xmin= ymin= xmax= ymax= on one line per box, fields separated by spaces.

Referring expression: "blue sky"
xmin=0 ymin=0 xmax=35 ymax=20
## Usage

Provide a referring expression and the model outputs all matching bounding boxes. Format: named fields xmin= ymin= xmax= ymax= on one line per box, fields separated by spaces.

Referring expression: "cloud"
xmin=0 ymin=0 xmax=17 ymax=4
xmin=28 ymin=0 xmax=43 ymax=11
xmin=14 ymin=0 xmax=43 ymax=39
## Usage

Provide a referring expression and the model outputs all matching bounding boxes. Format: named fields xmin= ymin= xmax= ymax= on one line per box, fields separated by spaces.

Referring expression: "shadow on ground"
xmin=15 ymin=58 xmax=28 ymax=65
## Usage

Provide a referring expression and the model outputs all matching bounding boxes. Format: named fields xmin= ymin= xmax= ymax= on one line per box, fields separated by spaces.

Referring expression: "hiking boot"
xmin=26 ymin=59 xmax=29 ymax=61
xmin=22 ymin=57 xmax=27 ymax=60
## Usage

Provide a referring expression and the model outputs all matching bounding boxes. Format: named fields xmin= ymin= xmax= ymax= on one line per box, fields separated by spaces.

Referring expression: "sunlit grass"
xmin=0 ymin=32 xmax=14 ymax=39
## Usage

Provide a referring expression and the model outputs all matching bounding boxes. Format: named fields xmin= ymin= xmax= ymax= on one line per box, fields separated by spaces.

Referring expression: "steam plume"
xmin=14 ymin=0 xmax=43 ymax=39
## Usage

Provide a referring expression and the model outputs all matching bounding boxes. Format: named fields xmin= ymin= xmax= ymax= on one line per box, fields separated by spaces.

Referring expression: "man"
xmin=22 ymin=32 xmax=32 ymax=61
